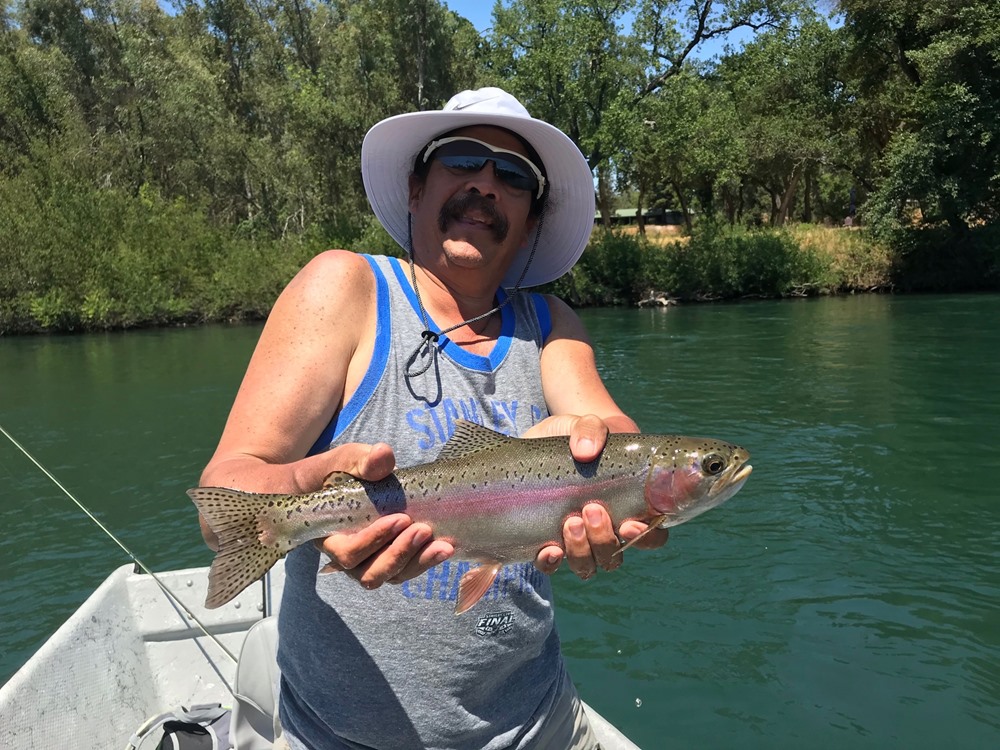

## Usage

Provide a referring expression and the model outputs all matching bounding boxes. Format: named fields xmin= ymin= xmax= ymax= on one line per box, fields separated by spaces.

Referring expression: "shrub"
xmin=641 ymin=224 xmax=828 ymax=300
xmin=888 ymin=225 xmax=1000 ymax=292
xmin=546 ymin=230 xmax=647 ymax=305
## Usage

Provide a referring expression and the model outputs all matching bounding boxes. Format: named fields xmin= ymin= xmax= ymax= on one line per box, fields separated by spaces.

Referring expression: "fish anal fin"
xmin=613 ymin=514 xmax=669 ymax=556
xmin=454 ymin=561 xmax=503 ymax=615
xmin=437 ymin=420 xmax=512 ymax=462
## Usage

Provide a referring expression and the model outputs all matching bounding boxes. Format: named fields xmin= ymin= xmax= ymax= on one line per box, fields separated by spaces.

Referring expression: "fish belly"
xmin=404 ymin=479 xmax=649 ymax=563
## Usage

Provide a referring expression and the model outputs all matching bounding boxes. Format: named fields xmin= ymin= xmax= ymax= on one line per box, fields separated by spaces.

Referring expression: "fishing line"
xmin=0 ymin=423 xmax=238 ymax=664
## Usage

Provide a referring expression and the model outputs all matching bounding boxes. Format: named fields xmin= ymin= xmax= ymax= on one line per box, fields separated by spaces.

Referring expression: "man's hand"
xmin=530 ymin=414 xmax=670 ymax=579
xmin=313 ymin=442 xmax=454 ymax=589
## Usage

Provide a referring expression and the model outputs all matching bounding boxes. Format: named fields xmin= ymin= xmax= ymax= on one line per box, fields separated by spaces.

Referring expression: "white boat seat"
xmin=231 ymin=616 xmax=282 ymax=750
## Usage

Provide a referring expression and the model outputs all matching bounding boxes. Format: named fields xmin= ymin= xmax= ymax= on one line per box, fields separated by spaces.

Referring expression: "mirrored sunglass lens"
xmin=436 ymin=155 xmax=482 ymax=172
xmin=492 ymin=160 xmax=534 ymax=190
xmin=435 ymin=146 xmax=537 ymax=193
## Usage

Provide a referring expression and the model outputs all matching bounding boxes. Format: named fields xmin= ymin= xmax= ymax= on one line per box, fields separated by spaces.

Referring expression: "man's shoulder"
xmin=533 ymin=294 xmax=585 ymax=338
xmin=292 ymin=250 xmax=377 ymax=298
xmin=304 ymin=248 xmax=375 ymax=279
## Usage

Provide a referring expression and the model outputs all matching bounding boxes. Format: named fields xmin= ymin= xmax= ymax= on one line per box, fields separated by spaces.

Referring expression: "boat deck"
xmin=0 ymin=562 xmax=638 ymax=748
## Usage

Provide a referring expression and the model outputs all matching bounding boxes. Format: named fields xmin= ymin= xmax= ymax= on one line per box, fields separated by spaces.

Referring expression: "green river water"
xmin=1 ymin=293 xmax=998 ymax=748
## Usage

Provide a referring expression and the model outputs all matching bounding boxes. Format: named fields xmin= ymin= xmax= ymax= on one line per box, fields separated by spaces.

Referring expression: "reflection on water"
xmin=562 ymin=294 xmax=1000 ymax=747
xmin=2 ymin=295 xmax=999 ymax=747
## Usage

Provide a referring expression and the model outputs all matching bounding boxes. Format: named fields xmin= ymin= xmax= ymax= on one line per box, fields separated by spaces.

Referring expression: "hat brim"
xmin=361 ymin=110 xmax=595 ymax=288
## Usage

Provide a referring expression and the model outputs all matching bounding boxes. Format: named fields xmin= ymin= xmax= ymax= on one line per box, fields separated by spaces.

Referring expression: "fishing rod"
xmin=0 ymin=422 xmax=239 ymax=664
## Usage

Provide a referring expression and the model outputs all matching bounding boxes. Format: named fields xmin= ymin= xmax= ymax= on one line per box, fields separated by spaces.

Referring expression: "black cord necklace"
xmin=403 ymin=209 xmax=546 ymax=378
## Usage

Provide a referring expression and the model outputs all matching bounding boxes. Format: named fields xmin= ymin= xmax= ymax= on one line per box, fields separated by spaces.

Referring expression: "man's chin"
xmin=441 ymin=237 xmax=490 ymax=259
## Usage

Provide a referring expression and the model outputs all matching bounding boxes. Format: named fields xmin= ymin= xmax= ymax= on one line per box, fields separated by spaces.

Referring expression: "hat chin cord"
xmin=403 ymin=207 xmax=546 ymax=378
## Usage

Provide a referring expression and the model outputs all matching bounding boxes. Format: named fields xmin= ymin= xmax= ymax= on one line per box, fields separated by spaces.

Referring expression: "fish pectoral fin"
xmin=614 ymin=514 xmax=670 ymax=556
xmin=454 ymin=561 xmax=503 ymax=615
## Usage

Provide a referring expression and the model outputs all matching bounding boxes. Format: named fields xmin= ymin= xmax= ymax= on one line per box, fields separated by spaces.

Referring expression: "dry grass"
xmin=586 ymin=222 xmax=894 ymax=293
xmin=785 ymin=224 xmax=893 ymax=291
xmin=591 ymin=224 xmax=688 ymax=246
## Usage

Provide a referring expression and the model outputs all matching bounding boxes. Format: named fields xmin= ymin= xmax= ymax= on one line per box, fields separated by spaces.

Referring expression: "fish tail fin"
xmin=188 ymin=487 xmax=285 ymax=609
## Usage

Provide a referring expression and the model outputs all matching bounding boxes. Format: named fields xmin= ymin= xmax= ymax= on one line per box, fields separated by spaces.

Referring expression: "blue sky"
xmin=444 ymin=1 xmax=495 ymax=33
xmin=443 ymin=1 xmax=758 ymax=59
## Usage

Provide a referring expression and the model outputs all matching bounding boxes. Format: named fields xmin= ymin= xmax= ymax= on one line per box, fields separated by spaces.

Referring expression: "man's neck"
xmin=409 ymin=259 xmax=503 ymax=325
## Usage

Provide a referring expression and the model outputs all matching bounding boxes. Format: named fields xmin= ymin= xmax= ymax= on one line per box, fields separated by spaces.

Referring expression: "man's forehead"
xmin=439 ymin=125 xmax=531 ymax=156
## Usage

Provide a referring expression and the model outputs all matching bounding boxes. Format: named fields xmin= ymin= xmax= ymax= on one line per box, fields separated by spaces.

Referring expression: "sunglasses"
xmin=421 ymin=137 xmax=547 ymax=199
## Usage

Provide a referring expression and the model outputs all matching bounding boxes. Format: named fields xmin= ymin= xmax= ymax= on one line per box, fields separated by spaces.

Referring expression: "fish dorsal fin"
xmin=437 ymin=420 xmax=512 ymax=462
xmin=322 ymin=471 xmax=356 ymax=490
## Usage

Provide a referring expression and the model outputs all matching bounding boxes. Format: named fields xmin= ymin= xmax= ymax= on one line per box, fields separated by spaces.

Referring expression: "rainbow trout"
xmin=189 ymin=420 xmax=751 ymax=613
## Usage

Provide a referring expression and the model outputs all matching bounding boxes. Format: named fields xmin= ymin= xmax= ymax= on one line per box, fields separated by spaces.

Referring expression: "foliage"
xmin=486 ymin=0 xmax=807 ymax=220
xmin=546 ymin=230 xmax=649 ymax=306
xmin=649 ymin=223 xmax=827 ymax=299
xmin=838 ymin=0 xmax=1000 ymax=234
xmin=886 ymin=225 xmax=1000 ymax=292
xmin=0 ymin=134 xmax=323 ymax=332
xmin=1 ymin=0 xmax=998 ymax=333
xmin=545 ymin=224 xmax=875 ymax=306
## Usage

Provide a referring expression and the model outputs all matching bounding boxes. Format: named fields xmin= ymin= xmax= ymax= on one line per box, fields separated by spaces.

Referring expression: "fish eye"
xmin=702 ymin=454 xmax=726 ymax=475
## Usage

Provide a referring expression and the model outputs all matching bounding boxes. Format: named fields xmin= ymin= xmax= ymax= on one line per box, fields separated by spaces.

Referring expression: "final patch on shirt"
xmin=476 ymin=611 xmax=516 ymax=636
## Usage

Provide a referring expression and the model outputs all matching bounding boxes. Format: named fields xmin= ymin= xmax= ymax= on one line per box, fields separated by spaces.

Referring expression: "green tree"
xmin=718 ymin=19 xmax=848 ymax=225
xmin=487 ymin=0 xmax=806 ymax=223
xmin=839 ymin=0 xmax=1000 ymax=232
xmin=614 ymin=71 xmax=748 ymax=231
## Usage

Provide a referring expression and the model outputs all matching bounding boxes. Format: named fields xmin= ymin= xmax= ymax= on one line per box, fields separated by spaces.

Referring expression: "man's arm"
xmin=197 ymin=250 xmax=453 ymax=584
xmin=527 ymin=295 xmax=670 ymax=579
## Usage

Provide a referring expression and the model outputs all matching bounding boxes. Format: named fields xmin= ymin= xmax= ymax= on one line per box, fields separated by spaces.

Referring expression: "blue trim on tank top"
xmin=307 ymin=255 xmax=391 ymax=455
xmin=531 ymin=292 xmax=552 ymax=342
xmin=386 ymin=256 xmax=515 ymax=372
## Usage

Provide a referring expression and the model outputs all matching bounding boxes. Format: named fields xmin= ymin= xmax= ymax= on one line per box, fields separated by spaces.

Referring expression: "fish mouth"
xmin=709 ymin=458 xmax=753 ymax=497
xmin=733 ymin=462 xmax=753 ymax=483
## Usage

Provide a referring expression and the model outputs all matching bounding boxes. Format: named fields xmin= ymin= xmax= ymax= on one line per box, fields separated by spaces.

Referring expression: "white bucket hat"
xmin=361 ymin=87 xmax=595 ymax=288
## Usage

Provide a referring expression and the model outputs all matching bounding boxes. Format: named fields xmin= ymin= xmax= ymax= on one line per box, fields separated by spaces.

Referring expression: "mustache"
xmin=438 ymin=193 xmax=510 ymax=241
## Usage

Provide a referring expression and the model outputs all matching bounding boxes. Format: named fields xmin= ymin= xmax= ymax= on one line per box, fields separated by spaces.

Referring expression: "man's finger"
xmin=563 ymin=515 xmax=596 ymax=580
xmin=583 ymin=503 xmax=621 ymax=572
xmin=323 ymin=442 xmax=395 ymax=483
xmin=388 ymin=539 xmax=456 ymax=584
xmin=533 ymin=545 xmax=564 ymax=575
xmin=320 ymin=514 xmax=410 ymax=570
xmin=567 ymin=414 xmax=609 ymax=463
xmin=348 ymin=523 xmax=434 ymax=589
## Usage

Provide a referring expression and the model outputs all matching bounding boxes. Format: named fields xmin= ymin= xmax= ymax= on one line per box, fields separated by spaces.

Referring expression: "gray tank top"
xmin=278 ymin=254 xmax=569 ymax=750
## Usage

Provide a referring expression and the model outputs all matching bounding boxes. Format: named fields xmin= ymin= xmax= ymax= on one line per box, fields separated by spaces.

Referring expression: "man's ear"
xmin=518 ymin=215 xmax=539 ymax=248
xmin=408 ymin=174 xmax=424 ymax=212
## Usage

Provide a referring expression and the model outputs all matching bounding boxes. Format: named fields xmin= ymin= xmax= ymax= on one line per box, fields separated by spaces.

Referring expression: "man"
xmin=198 ymin=88 xmax=667 ymax=750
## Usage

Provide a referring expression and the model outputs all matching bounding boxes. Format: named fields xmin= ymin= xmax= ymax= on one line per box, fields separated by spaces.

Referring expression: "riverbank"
xmin=1 ymin=220 xmax=997 ymax=334
xmin=543 ymin=223 xmax=999 ymax=308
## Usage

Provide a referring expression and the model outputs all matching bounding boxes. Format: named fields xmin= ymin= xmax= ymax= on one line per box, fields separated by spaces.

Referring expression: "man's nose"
xmin=463 ymin=160 xmax=500 ymax=197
